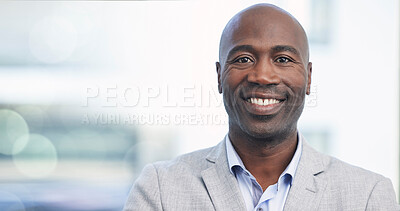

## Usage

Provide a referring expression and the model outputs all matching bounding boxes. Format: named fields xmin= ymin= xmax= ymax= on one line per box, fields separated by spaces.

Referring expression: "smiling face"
xmin=217 ymin=4 xmax=312 ymax=140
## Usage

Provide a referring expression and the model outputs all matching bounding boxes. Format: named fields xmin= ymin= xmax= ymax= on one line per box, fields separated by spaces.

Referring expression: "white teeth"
xmin=248 ymin=98 xmax=280 ymax=106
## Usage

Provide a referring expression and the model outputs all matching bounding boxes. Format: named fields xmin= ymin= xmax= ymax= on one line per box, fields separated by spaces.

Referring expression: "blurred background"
xmin=0 ymin=0 xmax=398 ymax=210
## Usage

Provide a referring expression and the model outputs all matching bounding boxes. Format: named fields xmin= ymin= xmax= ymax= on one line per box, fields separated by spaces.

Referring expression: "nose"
xmin=247 ymin=60 xmax=281 ymax=85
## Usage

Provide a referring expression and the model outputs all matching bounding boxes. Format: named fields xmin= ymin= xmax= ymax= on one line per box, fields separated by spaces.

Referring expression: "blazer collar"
xmin=283 ymin=136 xmax=330 ymax=210
xmin=202 ymin=138 xmax=247 ymax=211
xmin=202 ymin=135 xmax=330 ymax=211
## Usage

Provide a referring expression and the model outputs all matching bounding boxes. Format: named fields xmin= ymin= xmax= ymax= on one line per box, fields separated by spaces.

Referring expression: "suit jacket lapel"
xmin=284 ymin=139 xmax=329 ymax=211
xmin=201 ymin=140 xmax=247 ymax=211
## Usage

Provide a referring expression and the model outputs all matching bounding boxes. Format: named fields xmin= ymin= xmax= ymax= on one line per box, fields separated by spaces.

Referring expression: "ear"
xmin=216 ymin=62 xmax=222 ymax=94
xmin=306 ymin=62 xmax=312 ymax=95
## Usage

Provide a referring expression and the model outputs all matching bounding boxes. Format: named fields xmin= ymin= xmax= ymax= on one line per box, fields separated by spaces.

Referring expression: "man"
xmin=124 ymin=3 xmax=399 ymax=211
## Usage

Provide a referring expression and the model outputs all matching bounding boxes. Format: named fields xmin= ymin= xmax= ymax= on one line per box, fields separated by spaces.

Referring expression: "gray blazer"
xmin=124 ymin=138 xmax=399 ymax=210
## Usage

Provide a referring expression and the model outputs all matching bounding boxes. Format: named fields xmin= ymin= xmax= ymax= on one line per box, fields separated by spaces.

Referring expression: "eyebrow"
xmin=226 ymin=44 xmax=300 ymax=61
xmin=226 ymin=45 xmax=255 ymax=61
xmin=271 ymin=45 xmax=299 ymax=55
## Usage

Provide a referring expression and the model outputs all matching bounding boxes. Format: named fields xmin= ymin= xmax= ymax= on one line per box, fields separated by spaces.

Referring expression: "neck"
xmin=228 ymin=127 xmax=298 ymax=191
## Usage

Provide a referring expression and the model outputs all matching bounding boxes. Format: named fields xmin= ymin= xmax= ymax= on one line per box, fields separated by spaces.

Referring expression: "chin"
xmin=242 ymin=124 xmax=279 ymax=139
xmin=240 ymin=122 xmax=295 ymax=141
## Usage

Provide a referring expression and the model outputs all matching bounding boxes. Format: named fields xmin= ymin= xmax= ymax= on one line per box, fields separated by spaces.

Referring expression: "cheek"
xmin=282 ymin=73 xmax=308 ymax=103
xmin=221 ymin=71 xmax=247 ymax=113
xmin=221 ymin=70 xmax=246 ymax=95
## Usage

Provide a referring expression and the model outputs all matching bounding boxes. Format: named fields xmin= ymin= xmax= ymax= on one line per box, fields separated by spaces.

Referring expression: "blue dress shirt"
xmin=225 ymin=134 xmax=303 ymax=211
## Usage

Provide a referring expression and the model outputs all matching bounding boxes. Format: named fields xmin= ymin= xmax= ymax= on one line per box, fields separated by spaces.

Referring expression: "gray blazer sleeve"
xmin=123 ymin=164 xmax=162 ymax=211
xmin=366 ymin=177 xmax=400 ymax=211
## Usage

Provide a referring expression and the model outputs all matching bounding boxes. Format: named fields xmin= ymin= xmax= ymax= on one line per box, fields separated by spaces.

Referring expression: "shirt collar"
xmin=226 ymin=134 xmax=246 ymax=175
xmin=225 ymin=132 xmax=303 ymax=185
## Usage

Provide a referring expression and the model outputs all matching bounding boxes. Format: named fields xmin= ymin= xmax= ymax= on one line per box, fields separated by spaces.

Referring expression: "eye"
xmin=234 ymin=57 xmax=253 ymax=63
xmin=275 ymin=57 xmax=293 ymax=63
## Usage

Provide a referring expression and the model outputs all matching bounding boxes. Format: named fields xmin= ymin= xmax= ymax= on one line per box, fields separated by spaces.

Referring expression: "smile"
xmin=246 ymin=98 xmax=281 ymax=106
xmin=243 ymin=96 xmax=285 ymax=116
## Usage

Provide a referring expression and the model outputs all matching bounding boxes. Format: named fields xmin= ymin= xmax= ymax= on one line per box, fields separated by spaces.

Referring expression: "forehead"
xmin=221 ymin=8 xmax=308 ymax=59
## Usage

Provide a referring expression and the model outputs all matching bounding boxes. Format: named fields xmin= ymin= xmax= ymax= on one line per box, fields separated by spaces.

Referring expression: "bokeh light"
xmin=14 ymin=106 xmax=46 ymax=133
xmin=0 ymin=109 xmax=29 ymax=155
xmin=12 ymin=134 xmax=58 ymax=178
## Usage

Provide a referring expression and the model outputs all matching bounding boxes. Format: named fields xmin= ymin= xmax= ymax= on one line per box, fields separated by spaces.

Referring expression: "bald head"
xmin=219 ymin=3 xmax=309 ymax=64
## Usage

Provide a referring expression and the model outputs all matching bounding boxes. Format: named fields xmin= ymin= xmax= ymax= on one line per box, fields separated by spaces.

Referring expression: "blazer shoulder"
xmin=325 ymin=156 xmax=386 ymax=182
xmin=303 ymin=143 xmax=385 ymax=182
xmin=319 ymin=155 xmax=398 ymax=209
xmin=151 ymin=145 xmax=216 ymax=176
xmin=319 ymin=154 xmax=393 ymax=200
